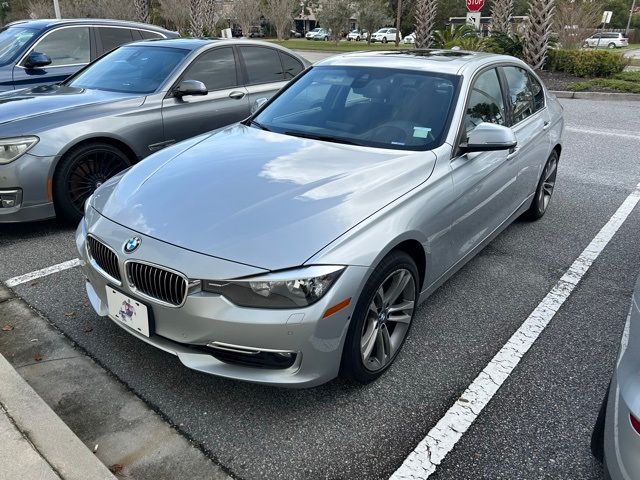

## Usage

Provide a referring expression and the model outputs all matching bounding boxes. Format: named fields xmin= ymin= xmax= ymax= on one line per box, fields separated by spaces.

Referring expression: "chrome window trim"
xmin=86 ymin=234 xmax=122 ymax=286
xmin=124 ymin=259 xmax=189 ymax=308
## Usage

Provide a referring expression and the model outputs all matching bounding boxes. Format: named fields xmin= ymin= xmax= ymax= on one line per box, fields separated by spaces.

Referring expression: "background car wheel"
xmin=53 ymin=142 xmax=131 ymax=223
xmin=591 ymin=382 xmax=610 ymax=462
xmin=608 ymin=42 xmax=616 ymax=49
xmin=382 ymin=37 xmax=388 ymax=43
xmin=341 ymin=251 xmax=419 ymax=384
xmin=523 ymin=150 xmax=558 ymax=221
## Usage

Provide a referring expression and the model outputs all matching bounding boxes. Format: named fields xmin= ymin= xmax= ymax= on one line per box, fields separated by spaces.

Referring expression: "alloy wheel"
xmin=360 ymin=268 xmax=416 ymax=372
xmin=540 ymin=155 xmax=557 ymax=211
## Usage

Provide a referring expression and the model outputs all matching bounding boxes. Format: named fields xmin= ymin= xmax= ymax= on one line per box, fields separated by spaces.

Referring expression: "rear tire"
xmin=523 ymin=150 xmax=558 ymax=221
xmin=608 ymin=42 xmax=616 ymax=49
xmin=341 ymin=251 xmax=418 ymax=384
xmin=382 ymin=37 xmax=388 ymax=43
xmin=53 ymin=142 xmax=131 ymax=223
xmin=591 ymin=383 xmax=610 ymax=462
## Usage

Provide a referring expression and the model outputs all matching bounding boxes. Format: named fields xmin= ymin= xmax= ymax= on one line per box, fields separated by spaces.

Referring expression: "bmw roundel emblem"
xmin=123 ymin=237 xmax=141 ymax=254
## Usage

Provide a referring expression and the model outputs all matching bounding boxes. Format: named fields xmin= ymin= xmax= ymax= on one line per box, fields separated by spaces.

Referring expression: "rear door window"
xmin=28 ymin=26 xmax=90 ymax=66
xmin=238 ymin=46 xmax=284 ymax=84
xmin=98 ymin=27 xmax=134 ymax=54
xmin=182 ymin=47 xmax=238 ymax=90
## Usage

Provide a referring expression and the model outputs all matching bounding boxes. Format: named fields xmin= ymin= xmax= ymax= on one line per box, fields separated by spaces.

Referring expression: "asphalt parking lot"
xmin=1 ymin=97 xmax=640 ymax=479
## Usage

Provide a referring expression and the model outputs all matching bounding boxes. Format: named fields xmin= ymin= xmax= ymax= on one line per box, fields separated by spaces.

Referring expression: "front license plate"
xmin=106 ymin=287 xmax=150 ymax=337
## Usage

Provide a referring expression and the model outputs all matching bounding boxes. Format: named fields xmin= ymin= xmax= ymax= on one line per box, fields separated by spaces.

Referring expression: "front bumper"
xmin=76 ymin=213 xmax=371 ymax=388
xmin=604 ymin=288 xmax=640 ymax=479
xmin=0 ymin=152 xmax=56 ymax=223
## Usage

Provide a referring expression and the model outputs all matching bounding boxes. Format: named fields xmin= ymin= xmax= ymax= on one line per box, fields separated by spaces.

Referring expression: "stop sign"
xmin=466 ymin=0 xmax=484 ymax=12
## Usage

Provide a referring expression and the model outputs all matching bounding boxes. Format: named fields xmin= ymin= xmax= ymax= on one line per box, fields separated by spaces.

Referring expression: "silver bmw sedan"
xmin=77 ymin=50 xmax=564 ymax=387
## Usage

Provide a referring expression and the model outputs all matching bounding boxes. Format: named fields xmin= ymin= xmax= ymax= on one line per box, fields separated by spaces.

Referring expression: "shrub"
xmin=484 ymin=31 xmax=524 ymax=59
xmin=546 ymin=49 xmax=628 ymax=77
xmin=567 ymin=81 xmax=592 ymax=91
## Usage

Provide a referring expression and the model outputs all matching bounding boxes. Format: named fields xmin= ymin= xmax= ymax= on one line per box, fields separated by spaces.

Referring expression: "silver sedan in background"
xmin=592 ymin=274 xmax=640 ymax=479
xmin=0 ymin=38 xmax=309 ymax=223
xmin=77 ymin=50 xmax=563 ymax=387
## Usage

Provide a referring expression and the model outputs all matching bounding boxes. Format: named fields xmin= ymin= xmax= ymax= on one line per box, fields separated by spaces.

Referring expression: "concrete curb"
xmin=0 ymin=333 xmax=116 ymax=480
xmin=550 ymin=90 xmax=640 ymax=101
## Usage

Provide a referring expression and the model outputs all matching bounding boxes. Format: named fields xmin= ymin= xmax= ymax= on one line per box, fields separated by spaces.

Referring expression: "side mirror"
xmin=24 ymin=52 xmax=52 ymax=69
xmin=251 ymin=97 xmax=268 ymax=114
xmin=174 ymin=80 xmax=208 ymax=98
xmin=459 ymin=123 xmax=517 ymax=153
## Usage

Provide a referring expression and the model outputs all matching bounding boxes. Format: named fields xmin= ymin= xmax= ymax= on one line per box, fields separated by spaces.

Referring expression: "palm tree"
xmin=523 ymin=0 xmax=555 ymax=70
xmin=490 ymin=0 xmax=513 ymax=33
xmin=134 ymin=0 xmax=149 ymax=23
xmin=414 ymin=0 xmax=438 ymax=48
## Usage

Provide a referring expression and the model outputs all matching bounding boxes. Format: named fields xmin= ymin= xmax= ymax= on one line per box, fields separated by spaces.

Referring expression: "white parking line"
xmin=566 ymin=127 xmax=640 ymax=141
xmin=391 ymin=181 xmax=640 ymax=480
xmin=5 ymin=259 xmax=82 ymax=288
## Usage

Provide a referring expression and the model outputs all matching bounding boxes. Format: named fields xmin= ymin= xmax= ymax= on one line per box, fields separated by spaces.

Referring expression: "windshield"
xmin=311 ymin=28 xmax=321 ymax=33
xmin=66 ymin=45 xmax=188 ymax=94
xmin=254 ymin=66 xmax=460 ymax=151
xmin=0 ymin=26 xmax=39 ymax=66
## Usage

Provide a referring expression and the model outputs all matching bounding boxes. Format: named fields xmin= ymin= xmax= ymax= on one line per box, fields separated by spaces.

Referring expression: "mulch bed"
xmin=536 ymin=70 xmax=619 ymax=92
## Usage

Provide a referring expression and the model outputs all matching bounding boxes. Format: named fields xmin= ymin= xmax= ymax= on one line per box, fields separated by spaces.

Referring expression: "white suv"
xmin=583 ymin=32 xmax=629 ymax=49
xmin=371 ymin=28 xmax=400 ymax=43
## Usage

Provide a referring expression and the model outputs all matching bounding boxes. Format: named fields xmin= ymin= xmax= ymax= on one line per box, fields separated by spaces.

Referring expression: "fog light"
xmin=0 ymin=189 xmax=21 ymax=209
xmin=631 ymin=414 xmax=640 ymax=435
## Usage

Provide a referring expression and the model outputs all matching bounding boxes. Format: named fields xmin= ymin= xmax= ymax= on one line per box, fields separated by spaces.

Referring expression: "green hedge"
xmin=546 ymin=49 xmax=628 ymax=77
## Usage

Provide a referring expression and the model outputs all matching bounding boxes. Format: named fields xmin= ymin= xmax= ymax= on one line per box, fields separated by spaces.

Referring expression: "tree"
xmin=159 ymin=0 xmax=191 ymax=33
xmin=414 ymin=0 xmax=437 ymax=48
xmin=264 ymin=0 xmax=297 ymax=40
xmin=316 ymin=0 xmax=353 ymax=41
xmin=553 ymin=0 xmax=602 ymax=48
xmin=491 ymin=0 xmax=514 ymax=32
xmin=356 ymin=0 xmax=392 ymax=44
xmin=190 ymin=0 xmax=206 ymax=36
xmin=232 ymin=0 xmax=260 ymax=37
xmin=523 ymin=0 xmax=555 ymax=70
xmin=134 ymin=0 xmax=149 ymax=23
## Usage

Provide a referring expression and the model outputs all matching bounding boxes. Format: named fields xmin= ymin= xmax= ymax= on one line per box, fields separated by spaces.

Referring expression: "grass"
xmin=266 ymin=38 xmax=409 ymax=52
xmin=568 ymin=70 xmax=640 ymax=93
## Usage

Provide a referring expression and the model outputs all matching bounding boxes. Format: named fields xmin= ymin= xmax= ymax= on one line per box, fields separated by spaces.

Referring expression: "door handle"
xmin=542 ymin=121 xmax=550 ymax=130
xmin=229 ymin=91 xmax=246 ymax=100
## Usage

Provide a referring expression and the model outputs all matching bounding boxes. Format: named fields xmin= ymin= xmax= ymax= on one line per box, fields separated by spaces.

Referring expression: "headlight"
xmin=202 ymin=265 xmax=345 ymax=308
xmin=0 ymin=136 xmax=39 ymax=164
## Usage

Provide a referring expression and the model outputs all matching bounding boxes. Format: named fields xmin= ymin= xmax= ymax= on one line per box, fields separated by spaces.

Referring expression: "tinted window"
xmin=279 ymin=52 xmax=303 ymax=79
xmin=528 ymin=73 xmax=545 ymax=112
xmin=239 ymin=46 xmax=283 ymax=84
xmin=502 ymin=66 xmax=535 ymax=123
xmin=464 ymin=68 xmax=506 ymax=135
xmin=66 ymin=45 xmax=187 ymax=94
xmin=140 ymin=30 xmax=165 ymax=40
xmin=98 ymin=27 xmax=134 ymax=53
xmin=0 ymin=26 xmax=39 ymax=66
xmin=30 ymin=27 xmax=90 ymax=66
xmin=254 ymin=66 xmax=459 ymax=151
xmin=182 ymin=47 xmax=237 ymax=90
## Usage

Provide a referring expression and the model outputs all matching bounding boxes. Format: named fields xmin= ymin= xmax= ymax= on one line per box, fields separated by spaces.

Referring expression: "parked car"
xmin=0 ymin=19 xmax=177 ymax=92
xmin=347 ymin=29 xmax=368 ymax=41
xmin=247 ymin=26 xmax=264 ymax=38
xmin=403 ymin=32 xmax=416 ymax=44
xmin=290 ymin=29 xmax=302 ymax=38
xmin=313 ymin=28 xmax=331 ymax=41
xmin=77 ymin=50 xmax=563 ymax=388
xmin=0 ymin=39 xmax=309 ymax=223
xmin=305 ymin=27 xmax=322 ymax=40
xmin=371 ymin=28 xmax=400 ymax=43
xmin=583 ymin=32 xmax=628 ymax=49
xmin=591 ymin=273 xmax=640 ymax=479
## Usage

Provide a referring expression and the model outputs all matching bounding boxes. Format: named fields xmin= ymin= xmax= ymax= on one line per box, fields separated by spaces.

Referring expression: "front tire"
xmin=53 ymin=142 xmax=131 ymax=223
xmin=341 ymin=251 xmax=418 ymax=384
xmin=523 ymin=150 xmax=558 ymax=221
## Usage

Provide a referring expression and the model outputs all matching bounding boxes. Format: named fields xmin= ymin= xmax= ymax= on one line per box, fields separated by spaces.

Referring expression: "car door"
xmin=237 ymin=45 xmax=299 ymax=111
xmin=12 ymin=26 xmax=91 ymax=89
xmin=161 ymin=46 xmax=248 ymax=144
xmin=500 ymin=65 xmax=551 ymax=202
xmin=449 ymin=67 xmax=520 ymax=261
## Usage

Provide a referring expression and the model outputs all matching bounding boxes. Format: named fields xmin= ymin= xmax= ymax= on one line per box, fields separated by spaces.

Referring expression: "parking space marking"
xmin=5 ymin=259 xmax=82 ymax=288
xmin=391 ymin=181 xmax=640 ymax=480
xmin=566 ymin=127 xmax=640 ymax=141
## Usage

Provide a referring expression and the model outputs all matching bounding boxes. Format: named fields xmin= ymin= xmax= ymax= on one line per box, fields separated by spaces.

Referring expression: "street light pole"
xmin=627 ymin=0 xmax=637 ymax=36
xmin=53 ymin=0 xmax=61 ymax=19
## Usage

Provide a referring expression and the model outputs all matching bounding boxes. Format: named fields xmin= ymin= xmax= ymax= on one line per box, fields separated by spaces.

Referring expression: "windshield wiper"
xmin=283 ymin=131 xmax=360 ymax=146
xmin=249 ymin=119 xmax=271 ymax=131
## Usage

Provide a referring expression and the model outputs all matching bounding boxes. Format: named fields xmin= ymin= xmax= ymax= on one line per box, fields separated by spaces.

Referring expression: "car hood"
xmin=93 ymin=125 xmax=436 ymax=271
xmin=0 ymin=84 xmax=142 ymax=126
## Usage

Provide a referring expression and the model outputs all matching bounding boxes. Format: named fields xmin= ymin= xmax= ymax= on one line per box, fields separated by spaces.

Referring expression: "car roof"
xmin=316 ymin=49 xmax=518 ymax=75
xmin=6 ymin=18 xmax=175 ymax=34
